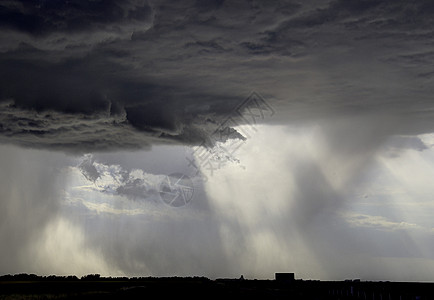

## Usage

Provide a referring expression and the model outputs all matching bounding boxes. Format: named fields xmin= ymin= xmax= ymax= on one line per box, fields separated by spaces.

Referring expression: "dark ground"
xmin=0 ymin=274 xmax=432 ymax=299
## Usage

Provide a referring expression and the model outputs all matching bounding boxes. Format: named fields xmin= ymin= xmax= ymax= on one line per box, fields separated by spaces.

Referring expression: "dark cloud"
xmin=115 ymin=179 xmax=150 ymax=200
xmin=78 ymin=155 xmax=100 ymax=182
xmin=3 ymin=0 xmax=434 ymax=279
xmin=1 ymin=0 xmax=434 ymax=152
xmin=0 ymin=0 xmax=152 ymax=35
xmin=384 ymin=135 xmax=428 ymax=152
xmin=77 ymin=155 xmax=169 ymax=202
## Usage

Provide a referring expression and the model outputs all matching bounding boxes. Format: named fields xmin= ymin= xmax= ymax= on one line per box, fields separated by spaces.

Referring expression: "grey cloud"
xmin=1 ymin=0 xmax=434 ymax=153
xmin=275 ymin=0 xmax=434 ymax=32
xmin=0 ymin=0 xmax=152 ymax=35
xmin=116 ymin=179 xmax=150 ymax=200
xmin=0 ymin=144 xmax=70 ymax=273
xmin=4 ymin=0 xmax=434 ymax=281
xmin=0 ymin=101 xmax=156 ymax=152
xmin=66 ymin=149 xmax=229 ymax=277
xmin=384 ymin=135 xmax=428 ymax=152
xmin=77 ymin=156 xmax=160 ymax=201
xmin=74 ymin=208 xmax=230 ymax=277
xmin=78 ymin=155 xmax=100 ymax=182
xmin=0 ymin=0 xmax=154 ymax=53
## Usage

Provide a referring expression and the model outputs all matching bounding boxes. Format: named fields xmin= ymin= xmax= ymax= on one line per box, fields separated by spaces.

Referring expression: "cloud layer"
xmin=2 ymin=0 xmax=434 ymax=281
xmin=1 ymin=0 xmax=434 ymax=151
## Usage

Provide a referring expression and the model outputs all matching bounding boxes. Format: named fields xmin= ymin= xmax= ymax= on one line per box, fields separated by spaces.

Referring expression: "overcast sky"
xmin=1 ymin=0 xmax=434 ymax=281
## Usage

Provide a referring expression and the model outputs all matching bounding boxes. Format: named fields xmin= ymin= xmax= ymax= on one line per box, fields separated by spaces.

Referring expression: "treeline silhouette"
xmin=1 ymin=273 xmax=433 ymax=299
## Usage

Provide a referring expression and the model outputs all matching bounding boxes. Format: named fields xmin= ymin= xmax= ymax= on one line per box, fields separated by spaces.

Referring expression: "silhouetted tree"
xmin=81 ymin=274 xmax=101 ymax=281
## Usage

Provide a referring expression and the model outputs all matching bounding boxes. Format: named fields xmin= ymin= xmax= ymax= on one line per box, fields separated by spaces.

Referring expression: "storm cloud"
xmin=2 ymin=0 xmax=434 ymax=281
xmin=1 ymin=0 xmax=434 ymax=151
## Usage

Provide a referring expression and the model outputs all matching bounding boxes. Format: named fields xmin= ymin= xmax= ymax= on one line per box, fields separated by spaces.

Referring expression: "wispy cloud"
xmin=76 ymin=155 xmax=164 ymax=201
xmin=342 ymin=213 xmax=428 ymax=232
xmin=65 ymin=197 xmax=147 ymax=216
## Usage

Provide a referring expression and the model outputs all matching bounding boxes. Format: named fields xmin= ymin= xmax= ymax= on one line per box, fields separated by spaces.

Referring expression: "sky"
xmin=1 ymin=0 xmax=434 ymax=281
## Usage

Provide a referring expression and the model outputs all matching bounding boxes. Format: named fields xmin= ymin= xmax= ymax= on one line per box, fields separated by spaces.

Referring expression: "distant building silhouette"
xmin=275 ymin=273 xmax=295 ymax=282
